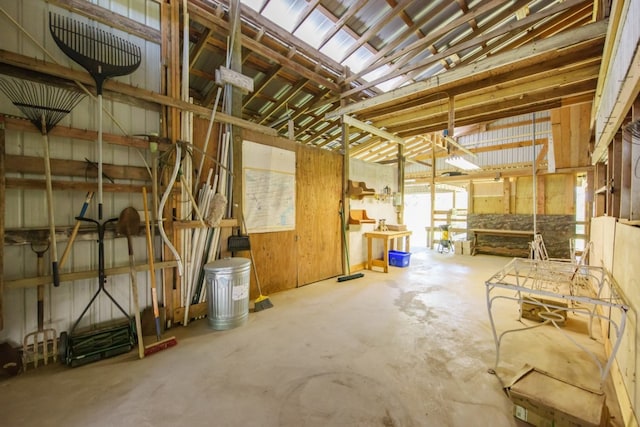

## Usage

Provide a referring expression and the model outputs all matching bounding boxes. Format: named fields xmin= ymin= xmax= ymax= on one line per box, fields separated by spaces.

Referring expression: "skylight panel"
xmin=319 ymin=29 xmax=357 ymax=64
xmin=375 ymin=76 xmax=404 ymax=92
xmin=241 ymin=0 xmax=266 ymax=12
xmin=262 ymin=0 xmax=308 ymax=32
xmin=293 ymin=9 xmax=335 ymax=49
xmin=341 ymin=46 xmax=374 ymax=74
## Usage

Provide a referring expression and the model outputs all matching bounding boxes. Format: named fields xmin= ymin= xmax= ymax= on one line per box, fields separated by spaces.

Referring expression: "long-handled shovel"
xmin=117 ymin=207 xmax=145 ymax=359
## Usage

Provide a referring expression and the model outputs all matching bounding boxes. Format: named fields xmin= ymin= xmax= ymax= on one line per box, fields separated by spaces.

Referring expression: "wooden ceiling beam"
xmin=188 ymin=0 xmax=341 ymax=93
xmin=392 ymin=87 xmax=595 ymax=138
xmin=371 ymin=61 xmax=600 ymax=129
xmin=272 ymin=89 xmax=331 ymax=134
xmin=355 ymin=1 xmax=452 ymax=77
xmin=243 ymin=65 xmax=282 ymax=106
xmin=316 ymin=0 xmax=368 ymax=51
xmin=257 ymin=79 xmax=308 ymax=125
xmin=0 ymin=49 xmax=277 ymax=136
xmin=348 ymin=0 xmax=512 ymax=84
xmin=329 ymin=20 xmax=606 ymax=118
xmin=391 ymin=0 xmax=539 ymax=88
xmin=337 ymin=0 xmax=415 ymax=64
xmin=47 ymin=0 xmax=161 ymax=43
xmin=189 ymin=28 xmax=212 ymax=69
xmin=344 ymin=0 xmax=591 ymax=96
xmin=290 ymin=0 xmax=321 ymax=34
xmin=364 ymin=43 xmax=602 ymax=124
xmin=343 ymin=115 xmax=405 ymax=145
xmin=201 ymin=0 xmax=346 ymax=77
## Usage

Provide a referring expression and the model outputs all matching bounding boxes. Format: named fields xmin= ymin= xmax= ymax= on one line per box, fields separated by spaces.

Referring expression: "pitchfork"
xmin=23 ymin=242 xmax=58 ymax=370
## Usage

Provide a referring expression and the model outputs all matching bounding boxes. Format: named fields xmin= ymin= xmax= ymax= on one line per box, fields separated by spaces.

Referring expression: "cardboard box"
xmin=520 ymin=296 xmax=568 ymax=323
xmin=462 ymin=240 xmax=473 ymax=255
xmin=506 ymin=365 xmax=607 ymax=427
xmin=453 ymin=241 xmax=463 ymax=254
xmin=513 ymin=404 xmax=554 ymax=427
xmin=387 ymin=224 xmax=407 ymax=231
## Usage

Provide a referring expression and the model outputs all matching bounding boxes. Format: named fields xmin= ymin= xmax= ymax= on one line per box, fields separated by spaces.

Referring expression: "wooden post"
xmin=467 ymin=180 xmax=474 ymax=214
xmin=620 ymin=128 xmax=632 ymax=220
xmin=536 ymin=175 xmax=546 ymax=215
xmin=503 ymin=178 xmax=511 ymax=214
xmin=158 ymin=0 xmax=181 ymax=326
xmin=230 ymin=0 xmax=244 ymax=222
xmin=0 ymin=116 xmax=5 ymax=330
xmin=341 ymin=118 xmax=350 ymax=274
xmin=610 ymin=134 xmax=622 ymax=218
xmin=430 ymin=141 xmax=436 ymax=249
xmin=585 ymin=170 xmax=594 ymax=238
xmin=630 ymin=99 xmax=640 ymax=220
xmin=595 ymin=162 xmax=607 ymax=217
xmin=565 ymin=174 xmax=576 ymax=215
xmin=397 ymin=144 xmax=405 ymax=224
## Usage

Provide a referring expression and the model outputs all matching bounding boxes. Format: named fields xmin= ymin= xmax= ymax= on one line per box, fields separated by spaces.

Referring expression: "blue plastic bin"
xmin=389 ymin=250 xmax=411 ymax=267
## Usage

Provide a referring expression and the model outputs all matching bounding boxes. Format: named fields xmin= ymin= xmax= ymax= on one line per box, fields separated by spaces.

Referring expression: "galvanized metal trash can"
xmin=204 ymin=258 xmax=251 ymax=330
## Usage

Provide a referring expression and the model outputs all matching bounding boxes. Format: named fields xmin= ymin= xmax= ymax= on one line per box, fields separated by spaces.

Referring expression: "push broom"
xmin=239 ymin=211 xmax=273 ymax=312
xmin=337 ymin=200 xmax=364 ymax=282
xmin=142 ymin=187 xmax=177 ymax=356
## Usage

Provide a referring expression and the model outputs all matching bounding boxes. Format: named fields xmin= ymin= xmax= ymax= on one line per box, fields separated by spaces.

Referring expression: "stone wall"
xmin=467 ymin=214 xmax=576 ymax=258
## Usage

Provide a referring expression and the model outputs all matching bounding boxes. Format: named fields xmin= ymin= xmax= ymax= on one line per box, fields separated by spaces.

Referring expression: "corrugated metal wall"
xmin=405 ymin=111 xmax=553 ymax=176
xmin=1 ymin=0 xmax=162 ymax=345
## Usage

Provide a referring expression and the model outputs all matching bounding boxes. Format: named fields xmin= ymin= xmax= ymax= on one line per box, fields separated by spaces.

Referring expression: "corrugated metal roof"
xmin=186 ymin=0 xmax=603 ymax=175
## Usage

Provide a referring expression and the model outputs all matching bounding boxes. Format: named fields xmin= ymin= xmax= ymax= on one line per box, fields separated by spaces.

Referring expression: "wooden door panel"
xmin=296 ymin=144 xmax=343 ymax=286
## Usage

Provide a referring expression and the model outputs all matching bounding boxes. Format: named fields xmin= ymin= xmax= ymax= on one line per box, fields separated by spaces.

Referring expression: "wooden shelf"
xmin=349 ymin=209 xmax=376 ymax=225
xmin=347 ymin=180 xmax=376 ymax=199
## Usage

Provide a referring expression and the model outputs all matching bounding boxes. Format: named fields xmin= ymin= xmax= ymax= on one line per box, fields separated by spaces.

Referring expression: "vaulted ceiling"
xmin=187 ymin=0 xmax=608 ymax=163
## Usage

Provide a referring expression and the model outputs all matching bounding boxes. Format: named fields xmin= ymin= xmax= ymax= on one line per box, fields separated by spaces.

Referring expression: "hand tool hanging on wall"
xmin=49 ymin=12 xmax=141 ymax=220
xmin=23 ymin=242 xmax=58 ymax=370
xmin=0 ymin=77 xmax=86 ymax=287
xmin=59 ymin=191 xmax=94 ymax=270
xmin=117 ymin=207 xmax=145 ymax=359
xmin=142 ymin=187 xmax=177 ymax=356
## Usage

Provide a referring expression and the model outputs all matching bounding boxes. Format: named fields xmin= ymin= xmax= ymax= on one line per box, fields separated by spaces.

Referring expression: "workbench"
xmin=364 ymin=230 xmax=412 ymax=273
xmin=470 ymin=228 xmax=535 ymax=256
xmin=485 ymin=258 xmax=628 ymax=384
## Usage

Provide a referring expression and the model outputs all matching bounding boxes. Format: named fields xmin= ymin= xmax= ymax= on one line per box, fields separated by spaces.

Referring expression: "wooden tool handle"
xmin=142 ymin=187 xmax=161 ymax=339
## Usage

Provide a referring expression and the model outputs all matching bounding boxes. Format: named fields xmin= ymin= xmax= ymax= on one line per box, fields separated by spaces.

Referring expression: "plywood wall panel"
xmin=611 ymin=223 xmax=640 ymax=418
xmin=245 ymin=231 xmax=297 ymax=295
xmin=546 ymin=174 xmax=575 ymax=215
xmin=296 ymin=144 xmax=342 ymax=285
xmin=515 ymin=176 xmax=533 ymax=214
xmin=240 ymin=130 xmax=343 ymax=292
xmin=551 ymin=104 xmax=592 ymax=169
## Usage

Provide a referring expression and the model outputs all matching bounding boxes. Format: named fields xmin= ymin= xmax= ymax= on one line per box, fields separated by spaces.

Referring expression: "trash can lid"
xmin=204 ymin=257 xmax=251 ymax=272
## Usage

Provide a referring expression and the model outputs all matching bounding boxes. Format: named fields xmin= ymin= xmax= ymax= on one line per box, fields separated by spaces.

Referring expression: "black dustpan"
xmin=228 ymin=229 xmax=251 ymax=253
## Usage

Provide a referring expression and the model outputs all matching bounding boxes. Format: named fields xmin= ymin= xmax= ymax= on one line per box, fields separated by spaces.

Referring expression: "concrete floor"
xmin=0 ymin=249 xmax=623 ymax=426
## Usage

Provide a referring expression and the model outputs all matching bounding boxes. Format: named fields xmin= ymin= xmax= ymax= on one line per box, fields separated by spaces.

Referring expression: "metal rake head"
xmin=49 ymin=12 xmax=142 ymax=94
xmin=0 ymin=76 xmax=86 ymax=133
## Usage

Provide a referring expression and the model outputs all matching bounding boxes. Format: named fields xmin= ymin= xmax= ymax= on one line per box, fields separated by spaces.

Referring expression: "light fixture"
xmin=445 ymin=155 xmax=480 ymax=171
